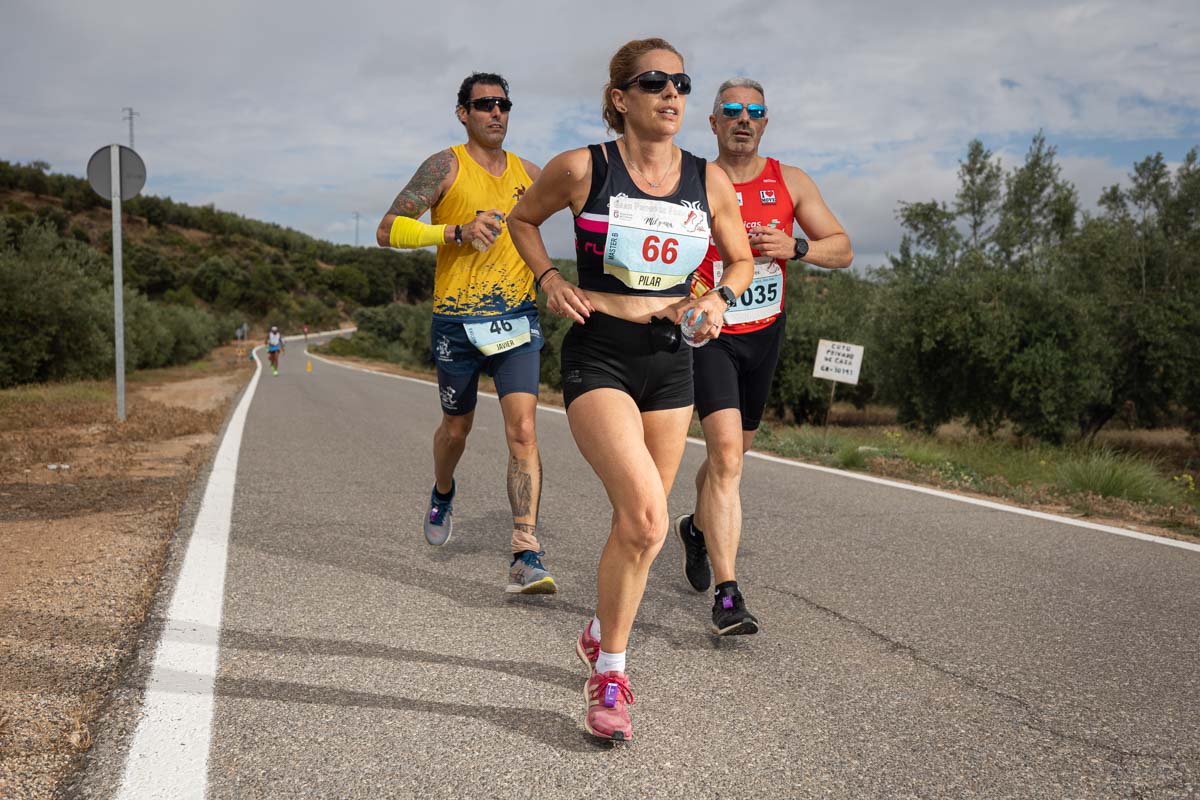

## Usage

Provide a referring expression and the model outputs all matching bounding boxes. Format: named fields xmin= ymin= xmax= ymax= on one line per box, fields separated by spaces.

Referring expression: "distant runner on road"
xmin=375 ymin=71 xmax=555 ymax=594
xmin=265 ymin=326 xmax=285 ymax=376
xmin=677 ymin=77 xmax=852 ymax=635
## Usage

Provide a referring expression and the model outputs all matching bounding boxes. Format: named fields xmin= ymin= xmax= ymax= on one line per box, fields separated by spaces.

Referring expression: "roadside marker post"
xmin=87 ymin=144 xmax=146 ymax=422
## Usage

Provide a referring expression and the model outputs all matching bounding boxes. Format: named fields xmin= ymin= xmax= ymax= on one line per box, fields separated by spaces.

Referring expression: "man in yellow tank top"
xmin=375 ymin=72 xmax=554 ymax=594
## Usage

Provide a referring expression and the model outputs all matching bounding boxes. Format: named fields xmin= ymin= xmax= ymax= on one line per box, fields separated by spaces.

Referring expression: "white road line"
xmin=115 ymin=347 xmax=266 ymax=799
xmin=309 ymin=351 xmax=1200 ymax=555
xmin=113 ymin=329 xmax=363 ymax=798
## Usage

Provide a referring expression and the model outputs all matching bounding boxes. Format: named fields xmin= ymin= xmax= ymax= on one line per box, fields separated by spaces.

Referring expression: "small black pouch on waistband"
xmin=648 ymin=316 xmax=681 ymax=354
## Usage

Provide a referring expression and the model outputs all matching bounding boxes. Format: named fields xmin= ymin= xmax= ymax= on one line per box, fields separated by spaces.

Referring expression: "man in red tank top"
xmin=675 ymin=78 xmax=854 ymax=635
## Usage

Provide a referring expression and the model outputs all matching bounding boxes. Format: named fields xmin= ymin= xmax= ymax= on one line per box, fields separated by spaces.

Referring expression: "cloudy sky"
xmin=3 ymin=0 xmax=1198 ymax=267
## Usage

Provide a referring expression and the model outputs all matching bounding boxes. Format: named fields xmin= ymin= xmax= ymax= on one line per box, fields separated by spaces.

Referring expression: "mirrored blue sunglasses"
xmin=721 ymin=102 xmax=767 ymax=119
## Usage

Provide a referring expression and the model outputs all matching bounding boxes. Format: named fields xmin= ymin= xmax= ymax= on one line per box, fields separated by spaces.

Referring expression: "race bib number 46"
xmin=464 ymin=316 xmax=531 ymax=356
xmin=713 ymin=256 xmax=784 ymax=325
xmin=604 ymin=195 xmax=709 ymax=290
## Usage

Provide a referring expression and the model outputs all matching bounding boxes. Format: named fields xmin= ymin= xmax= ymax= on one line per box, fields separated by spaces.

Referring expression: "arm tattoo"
xmin=387 ymin=149 xmax=455 ymax=218
xmin=507 ymin=455 xmax=534 ymax=518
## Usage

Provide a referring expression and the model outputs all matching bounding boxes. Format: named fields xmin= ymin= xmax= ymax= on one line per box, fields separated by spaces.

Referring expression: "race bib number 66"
xmin=604 ymin=195 xmax=710 ymax=290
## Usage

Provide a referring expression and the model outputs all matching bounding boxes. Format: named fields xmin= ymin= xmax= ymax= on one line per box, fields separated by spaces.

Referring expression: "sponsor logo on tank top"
xmin=760 ymin=190 xmax=777 ymax=205
xmin=735 ymin=191 xmax=743 ymax=206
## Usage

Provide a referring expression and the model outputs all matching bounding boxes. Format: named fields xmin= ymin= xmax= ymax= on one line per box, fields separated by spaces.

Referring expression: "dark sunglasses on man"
xmin=467 ymin=97 xmax=513 ymax=113
xmin=721 ymin=102 xmax=767 ymax=119
xmin=622 ymin=70 xmax=692 ymax=96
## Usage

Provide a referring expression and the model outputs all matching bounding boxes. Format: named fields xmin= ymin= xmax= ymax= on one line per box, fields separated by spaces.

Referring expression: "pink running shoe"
xmin=583 ymin=670 xmax=635 ymax=741
xmin=576 ymin=621 xmax=600 ymax=672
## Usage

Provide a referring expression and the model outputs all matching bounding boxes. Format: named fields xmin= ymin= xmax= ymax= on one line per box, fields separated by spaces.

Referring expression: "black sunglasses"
xmin=466 ymin=97 xmax=512 ymax=113
xmin=622 ymin=70 xmax=692 ymax=96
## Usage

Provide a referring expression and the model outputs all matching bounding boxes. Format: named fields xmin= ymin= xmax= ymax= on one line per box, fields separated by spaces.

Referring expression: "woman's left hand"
xmin=674 ymin=291 xmax=729 ymax=342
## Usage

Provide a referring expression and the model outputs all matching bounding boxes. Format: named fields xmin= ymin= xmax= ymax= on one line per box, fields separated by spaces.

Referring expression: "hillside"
xmin=1 ymin=158 xmax=435 ymax=330
xmin=0 ymin=158 xmax=438 ymax=388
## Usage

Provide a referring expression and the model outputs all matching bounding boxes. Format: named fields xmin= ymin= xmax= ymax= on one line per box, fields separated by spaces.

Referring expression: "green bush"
xmin=1056 ymin=449 xmax=1184 ymax=506
xmin=0 ymin=219 xmax=112 ymax=386
xmin=0 ymin=219 xmax=231 ymax=385
xmin=835 ymin=444 xmax=867 ymax=470
xmin=346 ymin=302 xmax=433 ymax=368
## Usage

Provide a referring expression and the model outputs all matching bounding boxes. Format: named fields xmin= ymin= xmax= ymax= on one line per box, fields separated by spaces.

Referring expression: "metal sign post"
xmin=87 ymin=144 xmax=146 ymax=422
xmin=110 ymin=145 xmax=126 ymax=420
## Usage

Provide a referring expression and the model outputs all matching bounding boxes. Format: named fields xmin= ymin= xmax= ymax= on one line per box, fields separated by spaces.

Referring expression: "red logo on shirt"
xmin=760 ymin=190 xmax=777 ymax=205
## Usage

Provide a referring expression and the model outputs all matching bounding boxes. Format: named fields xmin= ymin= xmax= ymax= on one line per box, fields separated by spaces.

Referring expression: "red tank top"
xmin=693 ymin=157 xmax=793 ymax=334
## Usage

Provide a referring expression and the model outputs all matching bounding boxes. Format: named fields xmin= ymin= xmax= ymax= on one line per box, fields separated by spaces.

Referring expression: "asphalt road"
xmin=72 ymin=338 xmax=1199 ymax=799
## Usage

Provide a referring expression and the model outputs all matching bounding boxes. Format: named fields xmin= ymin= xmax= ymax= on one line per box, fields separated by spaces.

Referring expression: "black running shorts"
xmin=693 ymin=310 xmax=786 ymax=430
xmin=560 ymin=312 xmax=693 ymax=412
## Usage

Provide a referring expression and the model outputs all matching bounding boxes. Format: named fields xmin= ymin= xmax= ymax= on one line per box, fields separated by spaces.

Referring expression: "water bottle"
xmin=680 ymin=308 xmax=708 ymax=348
xmin=472 ymin=211 xmax=503 ymax=252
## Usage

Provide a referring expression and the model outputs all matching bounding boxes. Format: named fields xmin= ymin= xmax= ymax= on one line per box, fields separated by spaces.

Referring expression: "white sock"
xmin=595 ymin=649 xmax=626 ymax=675
xmin=588 ymin=616 xmax=601 ymax=640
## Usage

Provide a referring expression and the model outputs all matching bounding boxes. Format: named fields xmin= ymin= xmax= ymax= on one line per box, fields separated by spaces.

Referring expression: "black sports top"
xmin=573 ymin=140 xmax=710 ymax=296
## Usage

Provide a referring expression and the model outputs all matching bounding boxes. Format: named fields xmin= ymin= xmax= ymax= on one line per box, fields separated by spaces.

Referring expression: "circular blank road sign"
xmin=87 ymin=145 xmax=146 ymax=201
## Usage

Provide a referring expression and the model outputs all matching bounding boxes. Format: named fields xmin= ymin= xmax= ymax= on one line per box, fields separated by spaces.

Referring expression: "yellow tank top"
xmin=429 ymin=144 xmax=534 ymax=319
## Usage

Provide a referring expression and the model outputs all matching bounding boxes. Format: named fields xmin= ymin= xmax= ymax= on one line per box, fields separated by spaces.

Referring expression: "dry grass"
xmin=825 ymin=403 xmax=898 ymax=427
xmin=65 ymin=698 xmax=95 ymax=752
xmin=1094 ymin=427 xmax=1199 ymax=471
xmin=0 ymin=350 xmax=252 ymax=798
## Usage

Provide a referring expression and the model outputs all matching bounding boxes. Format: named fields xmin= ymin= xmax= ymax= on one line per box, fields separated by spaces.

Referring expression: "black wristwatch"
xmin=711 ymin=285 xmax=737 ymax=309
xmin=791 ymin=237 xmax=810 ymax=261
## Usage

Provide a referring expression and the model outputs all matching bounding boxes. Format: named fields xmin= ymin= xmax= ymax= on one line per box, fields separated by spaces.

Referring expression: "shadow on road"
xmin=215 ymin=674 xmax=600 ymax=753
xmin=220 ymin=627 xmax=584 ymax=692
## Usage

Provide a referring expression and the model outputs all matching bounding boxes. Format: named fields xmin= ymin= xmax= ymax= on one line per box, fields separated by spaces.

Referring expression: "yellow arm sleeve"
xmin=388 ymin=216 xmax=448 ymax=248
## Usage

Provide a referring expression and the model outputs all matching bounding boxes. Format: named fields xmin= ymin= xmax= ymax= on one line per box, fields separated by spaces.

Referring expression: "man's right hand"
xmin=462 ymin=210 xmax=505 ymax=248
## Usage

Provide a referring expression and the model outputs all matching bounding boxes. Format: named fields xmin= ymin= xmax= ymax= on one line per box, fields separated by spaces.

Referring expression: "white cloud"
xmin=2 ymin=0 xmax=1197 ymax=259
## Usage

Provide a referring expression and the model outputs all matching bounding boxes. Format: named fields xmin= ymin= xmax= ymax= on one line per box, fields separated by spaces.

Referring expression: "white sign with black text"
xmin=812 ymin=339 xmax=864 ymax=385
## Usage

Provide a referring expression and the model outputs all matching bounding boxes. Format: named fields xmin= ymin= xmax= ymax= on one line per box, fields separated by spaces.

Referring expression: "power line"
xmin=122 ymin=107 xmax=139 ymax=149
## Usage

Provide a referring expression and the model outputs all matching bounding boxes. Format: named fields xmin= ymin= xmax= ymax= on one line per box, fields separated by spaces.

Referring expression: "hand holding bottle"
xmin=466 ymin=210 xmax=505 ymax=251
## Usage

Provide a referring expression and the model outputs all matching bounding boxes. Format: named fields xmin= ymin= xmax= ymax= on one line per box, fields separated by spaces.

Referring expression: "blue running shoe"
xmin=424 ymin=483 xmax=454 ymax=546
xmin=506 ymin=550 xmax=557 ymax=594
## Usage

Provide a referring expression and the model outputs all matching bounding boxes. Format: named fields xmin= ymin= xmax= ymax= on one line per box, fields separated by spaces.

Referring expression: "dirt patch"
xmin=0 ymin=346 xmax=251 ymax=799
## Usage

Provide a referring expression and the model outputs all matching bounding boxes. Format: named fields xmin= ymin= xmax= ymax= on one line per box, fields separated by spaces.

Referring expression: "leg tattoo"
xmin=508 ymin=455 xmax=533 ymax=518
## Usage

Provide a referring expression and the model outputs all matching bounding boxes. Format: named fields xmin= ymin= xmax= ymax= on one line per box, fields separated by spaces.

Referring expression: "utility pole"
xmin=122 ymin=107 xmax=139 ymax=149
xmin=352 ymin=211 xmax=360 ymax=247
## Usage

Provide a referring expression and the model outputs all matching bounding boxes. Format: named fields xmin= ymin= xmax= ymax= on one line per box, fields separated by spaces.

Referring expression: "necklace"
xmin=624 ymin=146 xmax=678 ymax=189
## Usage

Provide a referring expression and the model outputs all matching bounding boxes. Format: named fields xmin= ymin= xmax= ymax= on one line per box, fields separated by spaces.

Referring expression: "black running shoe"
xmin=674 ymin=514 xmax=710 ymax=592
xmin=712 ymin=587 xmax=760 ymax=636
